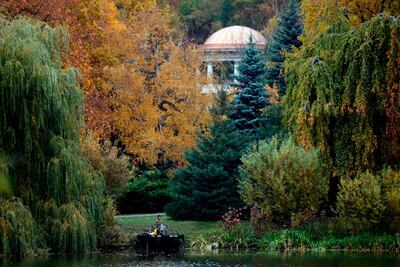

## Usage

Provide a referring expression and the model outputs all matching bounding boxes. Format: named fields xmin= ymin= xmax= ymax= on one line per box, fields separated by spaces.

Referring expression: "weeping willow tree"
xmin=283 ymin=14 xmax=400 ymax=204
xmin=0 ymin=17 xmax=106 ymax=256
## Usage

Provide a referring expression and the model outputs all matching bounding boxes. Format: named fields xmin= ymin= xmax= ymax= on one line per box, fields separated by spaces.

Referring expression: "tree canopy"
xmin=0 ymin=17 xmax=106 ymax=256
xmin=110 ymin=6 xmax=210 ymax=168
xmin=283 ymin=13 xmax=400 ymax=201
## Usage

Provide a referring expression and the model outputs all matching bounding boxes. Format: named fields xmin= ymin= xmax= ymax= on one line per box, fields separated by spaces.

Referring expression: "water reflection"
xmin=1 ymin=251 xmax=399 ymax=267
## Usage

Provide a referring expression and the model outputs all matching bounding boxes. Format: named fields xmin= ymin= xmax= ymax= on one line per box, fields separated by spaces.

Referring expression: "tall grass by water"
xmin=117 ymin=214 xmax=400 ymax=252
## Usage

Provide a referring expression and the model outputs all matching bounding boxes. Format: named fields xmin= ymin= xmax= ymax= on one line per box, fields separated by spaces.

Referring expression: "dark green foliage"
xmin=0 ymin=154 xmax=12 ymax=197
xmin=239 ymin=137 xmax=327 ymax=227
xmin=0 ymin=17 xmax=106 ymax=256
xmin=166 ymin=90 xmax=248 ymax=220
xmin=219 ymin=0 xmax=233 ymax=27
xmin=230 ymin=38 xmax=270 ymax=140
xmin=179 ymin=0 xmax=221 ymax=43
xmin=117 ymin=170 xmax=172 ymax=214
xmin=265 ymin=0 xmax=303 ymax=96
xmin=283 ymin=14 xmax=400 ymax=206
xmin=178 ymin=0 xmax=276 ymax=43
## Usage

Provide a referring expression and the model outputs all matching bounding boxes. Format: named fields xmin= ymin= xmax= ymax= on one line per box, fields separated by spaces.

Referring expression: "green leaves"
xmin=0 ymin=17 xmax=106 ymax=256
xmin=239 ymin=136 xmax=327 ymax=227
xmin=336 ymin=172 xmax=385 ymax=232
xmin=0 ymin=198 xmax=38 ymax=258
xmin=283 ymin=14 xmax=400 ymax=181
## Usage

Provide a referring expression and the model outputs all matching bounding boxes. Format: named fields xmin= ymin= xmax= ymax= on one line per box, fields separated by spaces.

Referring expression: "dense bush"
xmin=381 ymin=168 xmax=400 ymax=232
xmin=81 ymin=134 xmax=132 ymax=198
xmin=117 ymin=170 xmax=172 ymax=214
xmin=336 ymin=172 xmax=385 ymax=232
xmin=239 ymin=136 xmax=327 ymax=228
xmin=97 ymin=197 xmax=134 ymax=249
xmin=336 ymin=168 xmax=400 ymax=233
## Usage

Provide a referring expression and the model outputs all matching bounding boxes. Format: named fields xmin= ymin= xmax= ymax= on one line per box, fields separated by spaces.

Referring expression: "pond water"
xmin=1 ymin=251 xmax=399 ymax=267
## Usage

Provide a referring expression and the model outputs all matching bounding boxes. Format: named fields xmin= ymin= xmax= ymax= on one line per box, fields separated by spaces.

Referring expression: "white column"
xmin=234 ymin=61 xmax=239 ymax=83
xmin=207 ymin=62 xmax=213 ymax=85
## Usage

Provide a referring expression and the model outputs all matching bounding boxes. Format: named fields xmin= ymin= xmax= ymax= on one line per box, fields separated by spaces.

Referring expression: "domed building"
xmin=201 ymin=26 xmax=267 ymax=92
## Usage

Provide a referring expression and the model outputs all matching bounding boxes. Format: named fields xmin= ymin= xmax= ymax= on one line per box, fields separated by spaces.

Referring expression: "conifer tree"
xmin=265 ymin=0 xmax=303 ymax=96
xmin=230 ymin=37 xmax=270 ymax=140
xmin=166 ymin=90 xmax=248 ymax=220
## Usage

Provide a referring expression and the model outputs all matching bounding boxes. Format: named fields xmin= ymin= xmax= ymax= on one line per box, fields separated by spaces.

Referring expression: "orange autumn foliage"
xmin=108 ymin=7 xmax=210 ymax=167
xmin=2 ymin=1 xmax=212 ymax=167
xmin=1 ymin=0 xmax=124 ymax=137
xmin=114 ymin=0 xmax=157 ymax=16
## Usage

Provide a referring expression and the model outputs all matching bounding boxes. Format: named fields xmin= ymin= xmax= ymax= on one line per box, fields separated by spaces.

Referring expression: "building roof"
xmin=203 ymin=26 xmax=266 ymax=50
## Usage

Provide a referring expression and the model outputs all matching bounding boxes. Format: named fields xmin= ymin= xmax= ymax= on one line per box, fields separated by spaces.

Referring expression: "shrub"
xmin=336 ymin=171 xmax=385 ymax=232
xmin=220 ymin=207 xmax=256 ymax=249
xmin=81 ymin=133 xmax=132 ymax=198
xmin=239 ymin=136 xmax=327 ymax=228
xmin=117 ymin=170 xmax=172 ymax=214
xmin=97 ymin=198 xmax=134 ymax=250
xmin=381 ymin=167 xmax=400 ymax=232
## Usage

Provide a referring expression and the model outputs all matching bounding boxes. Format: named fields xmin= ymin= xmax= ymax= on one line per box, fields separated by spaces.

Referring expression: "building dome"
xmin=203 ymin=26 xmax=266 ymax=50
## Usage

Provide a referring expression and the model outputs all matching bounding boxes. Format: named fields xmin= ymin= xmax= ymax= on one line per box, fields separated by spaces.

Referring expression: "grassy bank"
xmin=115 ymin=215 xmax=400 ymax=252
xmin=258 ymin=230 xmax=400 ymax=252
xmin=115 ymin=214 xmax=224 ymax=244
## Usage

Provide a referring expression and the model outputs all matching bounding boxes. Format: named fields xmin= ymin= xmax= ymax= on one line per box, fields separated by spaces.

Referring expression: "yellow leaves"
xmin=266 ymin=84 xmax=280 ymax=105
xmin=6 ymin=0 xmax=210 ymax=167
xmin=339 ymin=0 xmax=400 ymax=26
xmin=109 ymin=6 xmax=210 ymax=167
xmin=301 ymin=0 xmax=341 ymax=37
xmin=114 ymin=0 xmax=157 ymax=16
xmin=302 ymin=0 xmax=400 ymax=35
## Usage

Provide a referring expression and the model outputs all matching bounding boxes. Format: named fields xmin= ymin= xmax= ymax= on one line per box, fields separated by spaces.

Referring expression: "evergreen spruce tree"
xmin=166 ymin=90 xmax=248 ymax=220
xmin=230 ymin=37 xmax=270 ymax=140
xmin=265 ymin=0 xmax=303 ymax=96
